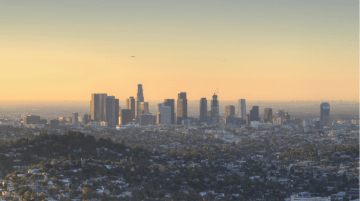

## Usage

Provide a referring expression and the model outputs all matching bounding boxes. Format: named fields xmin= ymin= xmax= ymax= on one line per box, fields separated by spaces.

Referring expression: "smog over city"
xmin=0 ymin=1 xmax=358 ymax=201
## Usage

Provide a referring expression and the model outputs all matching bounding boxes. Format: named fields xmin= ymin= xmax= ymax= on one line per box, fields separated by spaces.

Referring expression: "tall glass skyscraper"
xmin=199 ymin=98 xmax=207 ymax=123
xmin=211 ymin=94 xmax=219 ymax=123
xmin=238 ymin=99 xmax=246 ymax=119
xmin=177 ymin=92 xmax=187 ymax=124
xmin=320 ymin=102 xmax=330 ymax=127
xmin=136 ymin=84 xmax=144 ymax=121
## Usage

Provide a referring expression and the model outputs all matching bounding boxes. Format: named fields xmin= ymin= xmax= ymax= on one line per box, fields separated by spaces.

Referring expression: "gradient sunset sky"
xmin=0 ymin=0 xmax=358 ymax=101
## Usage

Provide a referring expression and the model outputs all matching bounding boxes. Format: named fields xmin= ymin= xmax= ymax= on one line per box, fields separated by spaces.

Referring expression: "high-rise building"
xmin=140 ymin=102 xmax=149 ymax=114
xmin=199 ymin=98 xmax=207 ymax=123
xmin=115 ymin=99 xmax=119 ymax=126
xmin=119 ymin=109 xmax=132 ymax=125
xmin=283 ymin=112 xmax=290 ymax=124
xmin=320 ymin=102 xmax=330 ymax=128
xmin=225 ymin=105 xmax=235 ymax=119
xmin=23 ymin=115 xmax=40 ymax=125
xmin=164 ymin=99 xmax=175 ymax=124
xmin=177 ymin=92 xmax=187 ymax=124
xmin=246 ymin=114 xmax=251 ymax=125
xmin=156 ymin=103 xmax=162 ymax=124
xmin=161 ymin=103 xmax=171 ymax=125
xmin=238 ymin=99 xmax=246 ymax=119
xmin=50 ymin=119 xmax=60 ymax=128
xmin=276 ymin=110 xmax=285 ymax=118
xmin=72 ymin=112 xmax=78 ymax=124
xmin=210 ymin=94 xmax=219 ymax=123
xmin=264 ymin=108 xmax=272 ymax=123
xmin=140 ymin=113 xmax=154 ymax=126
xmin=250 ymin=106 xmax=260 ymax=121
xmin=136 ymin=84 xmax=144 ymax=121
xmin=59 ymin=117 xmax=65 ymax=124
xmin=90 ymin=93 xmax=107 ymax=122
xmin=105 ymin=96 xmax=117 ymax=127
xmin=83 ymin=114 xmax=90 ymax=124
xmin=126 ymin=97 xmax=136 ymax=120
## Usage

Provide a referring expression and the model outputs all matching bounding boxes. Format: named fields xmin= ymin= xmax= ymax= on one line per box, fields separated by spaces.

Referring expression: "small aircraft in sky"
xmin=131 ymin=56 xmax=135 ymax=57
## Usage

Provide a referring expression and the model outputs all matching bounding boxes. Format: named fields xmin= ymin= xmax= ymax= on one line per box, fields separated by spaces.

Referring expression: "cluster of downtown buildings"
xmin=22 ymin=84 xmax=328 ymax=130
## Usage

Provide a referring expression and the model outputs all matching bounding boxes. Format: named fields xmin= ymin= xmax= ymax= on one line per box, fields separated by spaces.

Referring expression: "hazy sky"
xmin=0 ymin=0 xmax=358 ymax=101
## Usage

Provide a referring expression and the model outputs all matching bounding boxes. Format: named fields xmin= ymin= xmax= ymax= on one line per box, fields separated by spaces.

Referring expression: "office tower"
xmin=277 ymin=117 xmax=283 ymax=125
xmin=225 ymin=105 xmax=235 ymax=119
xmin=161 ymin=103 xmax=171 ymax=125
xmin=238 ymin=99 xmax=246 ymax=119
xmin=140 ymin=102 xmax=149 ymax=114
xmin=303 ymin=119 xmax=312 ymax=127
xmin=90 ymin=93 xmax=107 ymax=122
xmin=23 ymin=115 xmax=40 ymax=125
xmin=246 ymin=114 xmax=251 ymax=125
xmin=156 ymin=103 xmax=162 ymax=124
xmin=115 ymin=99 xmax=119 ymax=126
xmin=59 ymin=117 xmax=65 ymax=124
xmin=105 ymin=96 xmax=116 ymax=127
xmin=199 ymin=98 xmax=207 ymax=123
xmin=283 ymin=112 xmax=290 ymax=124
xmin=177 ymin=92 xmax=187 ymax=124
xmin=276 ymin=110 xmax=285 ymax=118
xmin=83 ymin=114 xmax=90 ymax=124
xmin=66 ymin=117 xmax=72 ymax=122
xmin=72 ymin=112 xmax=78 ymax=124
xmin=314 ymin=120 xmax=321 ymax=129
xmin=126 ymin=97 xmax=136 ymax=120
xmin=50 ymin=119 xmax=59 ymax=128
xmin=140 ymin=113 xmax=154 ymax=126
xmin=211 ymin=93 xmax=219 ymax=123
xmin=250 ymin=106 xmax=260 ymax=121
xmin=164 ymin=99 xmax=175 ymax=124
xmin=136 ymin=84 xmax=144 ymax=121
xmin=119 ymin=109 xmax=132 ymax=125
xmin=264 ymin=108 xmax=273 ymax=123
xmin=320 ymin=102 xmax=330 ymax=128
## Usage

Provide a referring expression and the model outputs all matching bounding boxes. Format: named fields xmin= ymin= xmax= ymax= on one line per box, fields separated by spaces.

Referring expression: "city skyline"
xmin=0 ymin=0 xmax=358 ymax=102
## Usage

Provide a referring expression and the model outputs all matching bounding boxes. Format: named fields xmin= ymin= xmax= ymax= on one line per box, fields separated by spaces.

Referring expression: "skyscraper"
xmin=156 ymin=103 xmax=162 ymax=124
xmin=23 ymin=115 xmax=40 ymax=125
xmin=320 ymin=102 xmax=330 ymax=127
xmin=119 ymin=109 xmax=132 ymax=125
xmin=136 ymin=84 xmax=144 ymax=121
xmin=177 ymin=92 xmax=187 ymax=124
xmin=140 ymin=102 xmax=149 ymax=114
xmin=164 ymin=99 xmax=175 ymax=124
xmin=105 ymin=96 xmax=116 ymax=127
xmin=126 ymin=96 xmax=135 ymax=120
xmin=225 ymin=105 xmax=235 ymax=119
xmin=83 ymin=114 xmax=90 ymax=124
xmin=238 ymin=99 xmax=246 ymax=119
xmin=246 ymin=114 xmax=251 ymax=125
xmin=199 ymin=98 xmax=207 ymax=123
xmin=72 ymin=112 xmax=78 ymax=124
xmin=115 ymin=98 xmax=119 ymax=126
xmin=276 ymin=110 xmax=285 ymax=118
xmin=140 ymin=113 xmax=154 ymax=126
xmin=90 ymin=93 xmax=107 ymax=122
xmin=161 ymin=103 xmax=171 ymax=125
xmin=250 ymin=106 xmax=260 ymax=121
xmin=283 ymin=112 xmax=290 ymax=124
xmin=210 ymin=94 xmax=219 ymax=123
xmin=264 ymin=108 xmax=272 ymax=123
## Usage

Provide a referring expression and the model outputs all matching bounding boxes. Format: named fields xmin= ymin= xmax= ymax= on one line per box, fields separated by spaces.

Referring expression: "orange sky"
xmin=0 ymin=1 xmax=358 ymax=101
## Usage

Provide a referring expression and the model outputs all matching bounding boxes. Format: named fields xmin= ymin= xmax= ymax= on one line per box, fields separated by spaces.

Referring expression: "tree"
xmin=82 ymin=187 xmax=93 ymax=199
